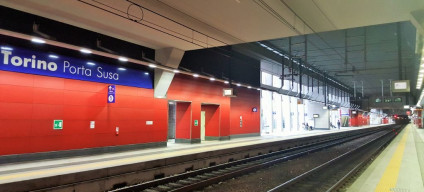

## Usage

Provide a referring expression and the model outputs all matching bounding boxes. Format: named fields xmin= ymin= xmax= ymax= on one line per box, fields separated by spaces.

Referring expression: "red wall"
xmin=176 ymin=102 xmax=191 ymax=139
xmin=0 ymin=70 xmax=167 ymax=155
xmin=168 ymin=75 xmax=260 ymax=139
xmin=0 ymin=71 xmax=261 ymax=155
xmin=230 ymin=87 xmax=260 ymax=135
xmin=349 ymin=111 xmax=370 ymax=127
xmin=201 ymin=105 xmax=220 ymax=137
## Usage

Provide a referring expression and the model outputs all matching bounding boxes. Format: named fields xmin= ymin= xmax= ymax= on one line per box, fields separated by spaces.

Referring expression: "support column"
xmin=154 ymin=47 xmax=185 ymax=98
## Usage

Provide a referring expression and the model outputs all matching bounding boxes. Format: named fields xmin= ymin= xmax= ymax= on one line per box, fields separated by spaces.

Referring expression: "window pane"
xmin=273 ymin=75 xmax=281 ymax=88
xmin=261 ymin=71 xmax=272 ymax=86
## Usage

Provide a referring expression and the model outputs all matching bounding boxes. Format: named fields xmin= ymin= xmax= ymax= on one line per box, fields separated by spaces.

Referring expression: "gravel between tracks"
xmin=202 ymin=131 xmax=387 ymax=192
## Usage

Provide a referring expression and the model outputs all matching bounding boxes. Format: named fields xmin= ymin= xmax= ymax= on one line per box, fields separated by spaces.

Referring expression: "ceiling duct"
xmin=33 ymin=23 xmax=55 ymax=40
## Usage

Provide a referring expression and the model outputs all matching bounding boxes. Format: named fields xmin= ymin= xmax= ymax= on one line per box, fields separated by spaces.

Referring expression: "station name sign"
xmin=0 ymin=47 xmax=152 ymax=89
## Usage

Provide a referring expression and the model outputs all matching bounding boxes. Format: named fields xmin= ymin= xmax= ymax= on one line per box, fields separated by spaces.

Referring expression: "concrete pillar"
xmin=154 ymin=47 xmax=185 ymax=98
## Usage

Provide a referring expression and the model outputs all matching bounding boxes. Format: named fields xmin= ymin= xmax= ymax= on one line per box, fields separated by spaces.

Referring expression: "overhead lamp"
xmin=173 ymin=69 xmax=180 ymax=73
xmin=0 ymin=46 xmax=12 ymax=50
xmin=236 ymin=83 xmax=241 ymax=86
xmin=80 ymin=48 xmax=92 ymax=54
xmin=257 ymin=88 xmax=261 ymax=91
xmin=31 ymin=37 xmax=46 ymax=44
xmin=118 ymin=57 xmax=128 ymax=62
xmin=210 ymin=77 xmax=215 ymax=81
xmin=248 ymin=86 xmax=252 ymax=89
xmin=224 ymin=81 xmax=229 ymax=84
xmin=86 ymin=62 xmax=96 ymax=65
xmin=193 ymin=74 xmax=199 ymax=77
xmin=149 ymin=64 xmax=156 ymax=68
xmin=144 ymin=72 xmax=149 ymax=75
xmin=118 ymin=67 xmax=126 ymax=71
xmin=48 ymin=54 xmax=59 ymax=58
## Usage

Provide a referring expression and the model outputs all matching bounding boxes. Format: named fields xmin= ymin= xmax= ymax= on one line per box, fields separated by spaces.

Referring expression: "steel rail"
xmin=111 ymin=127 xmax=392 ymax=192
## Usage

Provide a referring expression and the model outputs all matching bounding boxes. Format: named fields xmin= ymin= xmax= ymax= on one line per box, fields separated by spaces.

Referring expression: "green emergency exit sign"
xmin=194 ymin=120 xmax=198 ymax=126
xmin=53 ymin=120 xmax=63 ymax=130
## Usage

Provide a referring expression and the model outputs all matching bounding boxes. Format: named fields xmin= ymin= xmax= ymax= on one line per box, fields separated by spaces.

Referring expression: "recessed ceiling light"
xmin=248 ymin=86 xmax=251 ymax=89
xmin=193 ymin=74 xmax=199 ymax=77
xmin=80 ymin=48 xmax=92 ymax=54
xmin=118 ymin=67 xmax=126 ymax=71
xmin=149 ymin=64 xmax=156 ymax=68
xmin=0 ymin=46 xmax=13 ymax=51
xmin=210 ymin=77 xmax=215 ymax=81
xmin=118 ymin=57 xmax=128 ymax=62
xmin=173 ymin=69 xmax=180 ymax=73
xmin=224 ymin=81 xmax=229 ymax=84
xmin=31 ymin=37 xmax=45 ymax=44
xmin=236 ymin=83 xmax=241 ymax=86
xmin=48 ymin=54 xmax=59 ymax=58
xmin=257 ymin=88 xmax=261 ymax=91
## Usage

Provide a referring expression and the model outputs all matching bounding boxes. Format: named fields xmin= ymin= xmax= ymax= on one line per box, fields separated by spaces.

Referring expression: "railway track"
xmin=111 ymin=125 xmax=401 ymax=192
xmin=269 ymin=124 xmax=404 ymax=192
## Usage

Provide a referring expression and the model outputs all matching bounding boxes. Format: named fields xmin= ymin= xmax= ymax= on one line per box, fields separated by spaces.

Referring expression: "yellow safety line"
xmin=374 ymin=125 xmax=410 ymax=192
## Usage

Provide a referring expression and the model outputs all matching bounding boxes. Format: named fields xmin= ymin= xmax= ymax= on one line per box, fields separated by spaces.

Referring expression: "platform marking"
xmin=374 ymin=125 xmax=410 ymax=192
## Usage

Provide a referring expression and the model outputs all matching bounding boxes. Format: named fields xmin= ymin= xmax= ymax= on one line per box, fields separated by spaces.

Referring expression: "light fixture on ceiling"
xmin=0 ymin=46 xmax=13 ymax=50
xmin=210 ymin=77 xmax=215 ymax=81
xmin=173 ymin=69 xmax=180 ymax=73
xmin=193 ymin=74 xmax=199 ymax=77
xmin=144 ymin=72 xmax=149 ymax=75
xmin=80 ymin=48 xmax=92 ymax=54
xmin=224 ymin=81 xmax=229 ymax=84
xmin=31 ymin=37 xmax=46 ymax=44
xmin=118 ymin=57 xmax=128 ymax=62
xmin=149 ymin=64 xmax=156 ymax=68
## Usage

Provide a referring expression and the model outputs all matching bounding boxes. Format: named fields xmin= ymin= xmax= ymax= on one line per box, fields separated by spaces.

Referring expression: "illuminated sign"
xmin=223 ymin=88 xmax=236 ymax=97
xmin=0 ymin=47 xmax=152 ymax=88
xmin=392 ymin=80 xmax=410 ymax=92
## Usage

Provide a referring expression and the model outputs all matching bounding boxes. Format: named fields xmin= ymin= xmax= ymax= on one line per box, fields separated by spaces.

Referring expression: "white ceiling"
xmin=1 ymin=0 xmax=423 ymax=51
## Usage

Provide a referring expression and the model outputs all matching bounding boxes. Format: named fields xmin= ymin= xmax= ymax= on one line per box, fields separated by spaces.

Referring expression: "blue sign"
xmin=0 ymin=46 xmax=152 ymax=88
xmin=108 ymin=85 xmax=116 ymax=103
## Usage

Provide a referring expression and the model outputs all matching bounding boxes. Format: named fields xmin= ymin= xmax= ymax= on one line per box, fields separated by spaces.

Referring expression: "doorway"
xmin=200 ymin=104 xmax=220 ymax=141
xmin=201 ymin=111 xmax=206 ymax=140
xmin=167 ymin=101 xmax=176 ymax=142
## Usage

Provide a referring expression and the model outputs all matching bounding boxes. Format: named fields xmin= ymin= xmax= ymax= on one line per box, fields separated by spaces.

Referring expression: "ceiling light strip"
xmin=0 ymin=29 xmax=264 ymax=91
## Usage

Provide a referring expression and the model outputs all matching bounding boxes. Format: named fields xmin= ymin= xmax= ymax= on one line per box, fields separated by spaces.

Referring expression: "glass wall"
xmin=260 ymin=60 xmax=352 ymax=136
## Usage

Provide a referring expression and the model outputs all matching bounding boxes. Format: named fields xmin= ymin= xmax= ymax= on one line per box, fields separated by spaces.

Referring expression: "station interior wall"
xmin=0 ymin=70 xmax=168 ymax=155
xmin=0 ymin=71 xmax=260 ymax=156
xmin=350 ymin=111 xmax=370 ymax=127
xmin=305 ymin=101 xmax=329 ymax=129
xmin=168 ymin=75 xmax=260 ymax=141
xmin=201 ymin=104 xmax=220 ymax=137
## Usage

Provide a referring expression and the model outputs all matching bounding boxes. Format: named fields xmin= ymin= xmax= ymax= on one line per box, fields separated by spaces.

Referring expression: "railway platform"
xmin=347 ymin=124 xmax=424 ymax=192
xmin=0 ymin=124 xmax=385 ymax=191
